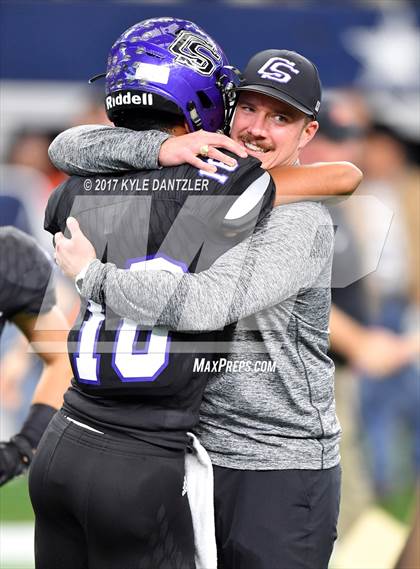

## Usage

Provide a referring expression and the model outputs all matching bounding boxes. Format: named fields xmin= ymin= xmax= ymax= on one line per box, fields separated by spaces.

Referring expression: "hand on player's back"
xmin=55 ymin=217 xmax=96 ymax=280
xmin=159 ymin=129 xmax=248 ymax=173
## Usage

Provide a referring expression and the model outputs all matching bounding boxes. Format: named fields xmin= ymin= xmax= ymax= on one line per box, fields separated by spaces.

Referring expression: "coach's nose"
xmin=246 ymin=111 xmax=267 ymax=139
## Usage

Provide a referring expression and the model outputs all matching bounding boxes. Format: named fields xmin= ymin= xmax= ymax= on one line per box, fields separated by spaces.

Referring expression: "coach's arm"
xmin=49 ymin=125 xmax=362 ymax=201
xmin=71 ymin=202 xmax=333 ymax=332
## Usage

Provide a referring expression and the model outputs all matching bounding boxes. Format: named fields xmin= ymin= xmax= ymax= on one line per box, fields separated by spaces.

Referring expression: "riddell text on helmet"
xmin=105 ymin=91 xmax=154 ymax=110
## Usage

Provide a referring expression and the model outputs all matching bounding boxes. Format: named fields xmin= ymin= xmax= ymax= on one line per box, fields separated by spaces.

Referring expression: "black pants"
xmin=213 ymin=464 xmax=341 ymax=569
xmin=28 ymin=411 xmax=195 ymax=569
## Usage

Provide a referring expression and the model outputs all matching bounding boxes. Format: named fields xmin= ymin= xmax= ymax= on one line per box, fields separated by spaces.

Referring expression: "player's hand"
xmin=55 ymin=217 xmax=96 ymax=279
xmin=351 ymin=328 xmax=417 ymax=377
xmin=0 ymin=435 xmax=33 ymax=486
xmin=159 ymin=130 xmax=248 ymax=173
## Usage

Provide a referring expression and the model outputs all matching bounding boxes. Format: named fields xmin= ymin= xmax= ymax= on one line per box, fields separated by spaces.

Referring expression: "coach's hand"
xmin=0 ymin=435 xmax=33 ymax=486
xmin=159 ymin=130 xmax=248 ymax=173
xmin=55 ymin=217 xmax=96 ymax=280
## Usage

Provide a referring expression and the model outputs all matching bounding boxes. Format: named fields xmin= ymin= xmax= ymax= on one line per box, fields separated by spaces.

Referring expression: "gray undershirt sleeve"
xmin=48 ymin=125 xmax=169 ymax=175
xmin=81 ymin=203 xmax=333 ymax=332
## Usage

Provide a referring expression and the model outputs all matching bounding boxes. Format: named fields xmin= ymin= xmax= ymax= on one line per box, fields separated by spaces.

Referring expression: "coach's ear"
xmin=298 ymin=120 xmax=319 ymax=151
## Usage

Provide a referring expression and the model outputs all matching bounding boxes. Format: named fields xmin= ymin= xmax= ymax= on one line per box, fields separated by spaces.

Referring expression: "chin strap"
xmin=188 ymin=65 xmax=243 ymax=134
xmin=187 ymin=102 xmax=203 ymax=131
xmin=218 ymin=66 xmax=243 ymax=135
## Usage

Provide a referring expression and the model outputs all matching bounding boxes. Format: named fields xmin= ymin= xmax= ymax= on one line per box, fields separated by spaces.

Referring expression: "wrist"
xmin=80 ymin=258 xmax=109 ymax=303
xmin=157 ymin=134 xmax=174 ymax=167
xmin=133 ymin=130 xmax=171 ymax=169
xmin=18 ymin=403 xmax=57 ymax=449
xmin=75 ymin=261 xmax=95 ymax=294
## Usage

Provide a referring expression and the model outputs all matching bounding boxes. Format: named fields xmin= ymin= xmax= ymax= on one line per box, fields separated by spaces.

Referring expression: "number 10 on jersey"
xmin=73 ymin=257 xmax=186 ymax=384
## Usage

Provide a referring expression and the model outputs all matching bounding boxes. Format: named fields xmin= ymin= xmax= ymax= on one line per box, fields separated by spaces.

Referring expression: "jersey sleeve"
xmin=48 ymin=125 xmax=170 ymax=175
xmin=0 ymin=227 xmax=56 ymax=319
xmin=44 ymin=179 xmax=80 ymax=236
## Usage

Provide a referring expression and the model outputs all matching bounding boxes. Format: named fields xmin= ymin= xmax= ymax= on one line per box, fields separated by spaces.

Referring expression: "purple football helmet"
xmin=101 ymin=17 xmax=239 ymax=132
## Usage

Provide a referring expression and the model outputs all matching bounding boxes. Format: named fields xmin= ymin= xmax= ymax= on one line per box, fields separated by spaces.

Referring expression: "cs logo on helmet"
xmin=169 ymin=31 xmax=222 ymax=76
xmin=258 ymin=57 xmax=300 ymax=84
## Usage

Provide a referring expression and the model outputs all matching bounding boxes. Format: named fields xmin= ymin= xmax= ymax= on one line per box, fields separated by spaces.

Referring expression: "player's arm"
xmin=0 ymin=230 xmax=73 ymax=486
xmin=49 ymin=126 xmax=362 ymax=198
xmin=0 ymin=308 xmax=72 ymax=486
xmin=75 ymin=203 xmax=333 ymax=332
xmin=269 ymin=162 xmax=362 ymax=205
xmin=12 ymin=309 xmax=72 ymax=408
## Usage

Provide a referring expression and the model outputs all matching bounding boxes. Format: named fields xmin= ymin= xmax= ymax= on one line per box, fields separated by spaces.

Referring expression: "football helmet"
xmin=97 ymin=17 xmax=240 ymax=132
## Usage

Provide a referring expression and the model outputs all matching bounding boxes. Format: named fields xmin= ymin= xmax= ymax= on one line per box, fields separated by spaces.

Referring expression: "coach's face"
xmin=231 ymin=92 xmax=318 ymax=169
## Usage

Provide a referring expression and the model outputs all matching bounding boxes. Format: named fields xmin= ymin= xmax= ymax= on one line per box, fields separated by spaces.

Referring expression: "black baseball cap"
xmin=236 ymin=49 xmax=322 ymax=118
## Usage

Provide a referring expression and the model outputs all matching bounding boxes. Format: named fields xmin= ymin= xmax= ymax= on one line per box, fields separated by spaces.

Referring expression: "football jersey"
xmin=0 ymin=226 xmax=55 ymax=337
xmin=44 ymin=154 xmax=274 ymax=449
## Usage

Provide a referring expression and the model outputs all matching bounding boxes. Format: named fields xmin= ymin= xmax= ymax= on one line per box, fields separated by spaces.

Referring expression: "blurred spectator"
xmin=3 ymin=129 xmax=68 ymax=251
xmin=0 ymin=195 xmax=32 ymax=235
xmin=70 ymin=96 xmax=112 ymax=128
xmin=7 ymin=129 xmax=67 ymax=195
xmin=2 ymin=95 xmax=110 ymax=246
xmin=354 ymin=123 xmax=420 ymax=500
xmin=301 ymin=91 xmax=419 ymax=534
xmin=1 ymin=165 xmax=55 ymax=251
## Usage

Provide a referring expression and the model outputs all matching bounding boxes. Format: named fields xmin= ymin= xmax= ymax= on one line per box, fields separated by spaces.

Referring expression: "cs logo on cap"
xmin=258 ymin=57 xmax=300 ymax=84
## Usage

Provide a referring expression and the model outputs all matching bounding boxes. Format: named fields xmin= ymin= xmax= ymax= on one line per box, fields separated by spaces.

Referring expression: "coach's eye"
xmin=273 ymin=114 xmax=287 ymax=124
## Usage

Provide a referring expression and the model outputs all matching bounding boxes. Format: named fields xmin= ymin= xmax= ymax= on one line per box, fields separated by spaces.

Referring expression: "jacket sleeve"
xmin=81 ymin=203 xmax=334 ymax=332
xmin=48 ymin=125 xmax=170 ymax=175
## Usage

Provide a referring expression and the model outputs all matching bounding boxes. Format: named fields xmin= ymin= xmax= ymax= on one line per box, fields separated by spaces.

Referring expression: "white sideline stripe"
xmin=0 ymin=522 xmax=34 ymax=566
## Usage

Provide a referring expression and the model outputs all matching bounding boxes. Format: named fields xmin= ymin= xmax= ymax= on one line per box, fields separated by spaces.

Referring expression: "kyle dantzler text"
xmin=85 ymin=178 xmax=210 ymax=192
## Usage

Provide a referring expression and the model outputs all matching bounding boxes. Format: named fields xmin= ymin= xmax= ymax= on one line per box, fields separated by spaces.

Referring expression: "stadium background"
xmin=0 ymin=1 xmax=419 ymax=568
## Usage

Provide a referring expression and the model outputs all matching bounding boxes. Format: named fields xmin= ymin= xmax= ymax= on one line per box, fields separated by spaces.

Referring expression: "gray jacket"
xmin=49 ymin=126 xmax=340 ymax=470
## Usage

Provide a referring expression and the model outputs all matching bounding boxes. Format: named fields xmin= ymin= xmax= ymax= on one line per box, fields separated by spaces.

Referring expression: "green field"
xmin=0 ymin=476 xmax=34 ymax=523
xmin=0 ymin=477 xmax=34 ymax=569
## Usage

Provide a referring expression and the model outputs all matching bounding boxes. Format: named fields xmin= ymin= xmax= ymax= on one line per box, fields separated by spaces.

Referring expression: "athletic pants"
xmin=214 ymin=464 xmax=341 ymax=569
xmin=28 ymin=411 xmax=195 ymax=569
